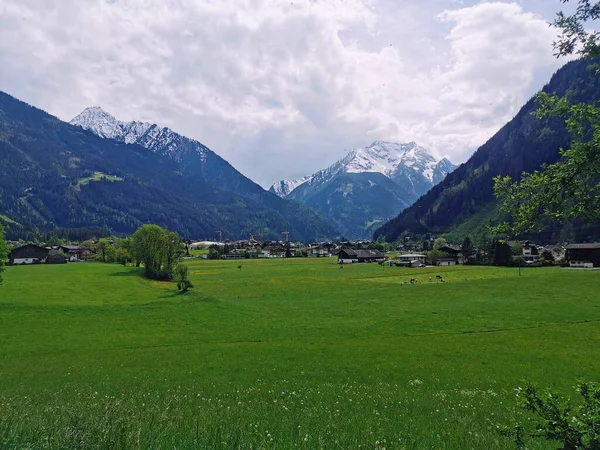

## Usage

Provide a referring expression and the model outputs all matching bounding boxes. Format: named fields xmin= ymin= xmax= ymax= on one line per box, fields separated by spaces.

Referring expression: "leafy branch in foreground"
xmin=499 ymin=381 xmax=600 ymax=449
xmin=493 ymin=91 xmax=600 ymax=235
xmin=553 ymin=0 xmax=600 ymax=58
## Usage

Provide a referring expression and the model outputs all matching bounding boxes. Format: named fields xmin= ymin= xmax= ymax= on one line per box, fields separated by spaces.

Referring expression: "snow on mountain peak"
xmin=69 ymin=107 xmax=209 ymax=160
xmin=270 ymin=141 xmax=456 ymax=198
xmin=70 ymin=106 xmax=123 ymax=140
xmin=269 ymin=175 xmax=313 ymax=197
xmin=345 ymin=141 xmax=437 ymax=180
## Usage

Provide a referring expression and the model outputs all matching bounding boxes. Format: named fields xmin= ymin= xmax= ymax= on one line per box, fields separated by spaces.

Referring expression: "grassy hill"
xmin=1 ymin=260 xmax=599 ymax=448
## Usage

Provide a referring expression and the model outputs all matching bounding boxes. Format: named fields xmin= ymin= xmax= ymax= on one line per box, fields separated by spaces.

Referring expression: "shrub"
xmin=174 ymin=264 xmax=193 ymax=292
xmin=500 ymin=380 xmax=600 ymax=449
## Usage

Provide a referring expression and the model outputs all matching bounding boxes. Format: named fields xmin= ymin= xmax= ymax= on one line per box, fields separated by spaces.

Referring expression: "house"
xmin=263 ymin=246 xmax=286 ymax=258
xmin=522 ymin=241 xmax=540 ymax=262
xmin=9 ymin=244 xmax=49 ymax=265
xmin=59 ymin=245 xmax=86 ymax=262
xmin=565 ymin=243 xmax=600 ymax=268
xmin=308 ymin=245 xmax=331 ymax=257
xmin=338 ymin=248 xmax=385 ymax=263
xmin=395 ymin=253 xmax=427 ymax=266
xmin=542 ymin=245 xmax=565 ymax=261
xmin=437 ymin=256 xmax=458 ymax=266
xmin=46 ymin=249 xmax=67 ymax=264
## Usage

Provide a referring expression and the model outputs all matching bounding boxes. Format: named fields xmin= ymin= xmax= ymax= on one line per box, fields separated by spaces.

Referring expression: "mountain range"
xmin=269 ymin=141 xmax=455 ymax=239
xmin=0 ymin=94 xmax=337 ymax=241
xmin=374 ymin=58 xmax=600 ymax=244
xmin=2 ymin=58 xmax=596 ymax=244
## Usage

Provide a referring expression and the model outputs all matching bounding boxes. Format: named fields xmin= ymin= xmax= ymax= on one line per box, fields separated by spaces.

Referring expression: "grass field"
xmin=1 ymin=259 xmax=599 ymax=448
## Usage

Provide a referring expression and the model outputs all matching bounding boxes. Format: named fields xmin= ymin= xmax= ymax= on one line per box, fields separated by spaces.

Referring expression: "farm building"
xmin=565 ymin=243 xmax=600 ymax=268
xmin=437 ymin=257 xmax=458 ymax=266
xmin=46 ymin=250 xmax=67 ymax=264
xmin=395 ymin=253 xmax=426 ymax=266
xmin=9 ymin=244 xmax=49 ymax=265
xmin=338 ymin=249 xmax=385 ymax=263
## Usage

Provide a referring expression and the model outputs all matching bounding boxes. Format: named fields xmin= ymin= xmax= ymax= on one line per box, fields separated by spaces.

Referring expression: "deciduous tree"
xmin=174 ymin=263 xmax=193 ymax=292
xmin=433 ymin=237 xmax=447 ymax=251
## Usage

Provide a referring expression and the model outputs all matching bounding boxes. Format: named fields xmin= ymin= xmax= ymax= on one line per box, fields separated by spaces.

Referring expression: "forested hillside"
xmin=374 ymin=58 xmax=600 ymax=243
xmin=0 ymin=92 xmax=337 ymax=241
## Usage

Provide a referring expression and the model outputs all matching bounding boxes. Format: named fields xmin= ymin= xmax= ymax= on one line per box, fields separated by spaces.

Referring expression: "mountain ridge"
xmin=0 ymin=92 xmax=338 ymax=241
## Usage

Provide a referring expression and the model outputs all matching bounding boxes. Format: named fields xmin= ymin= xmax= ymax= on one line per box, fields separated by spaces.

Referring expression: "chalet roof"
xmin=355 ymin=249 xmax=384 ymax=258
xmin=566 ymin=243 xmax=600 ymax=249
xmin=10 ymin=243 xmax=48 ymax=252
xmin=60 ymin=245 xmax=83 ymax=251
xmin=340 ymin=249 xmax=384 ymax=258
xmin=439 ymin=245 xmax=461 ymax=253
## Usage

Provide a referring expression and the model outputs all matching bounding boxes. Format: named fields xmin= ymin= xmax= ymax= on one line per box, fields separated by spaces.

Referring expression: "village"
xmin=5 ymin=235 xmax=600 ymax=269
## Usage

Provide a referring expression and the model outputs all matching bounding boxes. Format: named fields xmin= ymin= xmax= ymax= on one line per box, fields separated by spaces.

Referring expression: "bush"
xmin=500 ymin=380 xmax=600 ymax=449
xmin=174 ymin=264 xmax=193 ymax=292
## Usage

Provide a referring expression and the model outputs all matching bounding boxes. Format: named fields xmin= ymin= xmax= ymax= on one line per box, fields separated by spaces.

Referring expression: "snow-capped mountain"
xmin=270 ymin=141 xmax=455 ymax=200
xmin=269 ymin=141 xmax=456 ymax=239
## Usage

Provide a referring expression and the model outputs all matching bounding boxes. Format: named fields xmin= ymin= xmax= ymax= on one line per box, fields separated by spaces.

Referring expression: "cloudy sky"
xmin=0 ymin=0 xmax=573 ymax=187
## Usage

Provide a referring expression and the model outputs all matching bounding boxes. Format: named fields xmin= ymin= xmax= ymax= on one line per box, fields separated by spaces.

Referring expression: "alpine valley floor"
xmin=1 ymin=259 xmax=599 ymax=449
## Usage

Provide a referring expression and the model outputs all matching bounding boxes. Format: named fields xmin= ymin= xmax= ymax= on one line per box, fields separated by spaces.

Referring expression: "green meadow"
xmin=1 ymin=259 xmax=599 ymax=449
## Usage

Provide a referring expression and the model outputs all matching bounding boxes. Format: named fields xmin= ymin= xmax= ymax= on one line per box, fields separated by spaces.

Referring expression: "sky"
xmin=0 ymin=0 xmax=575 ymax=187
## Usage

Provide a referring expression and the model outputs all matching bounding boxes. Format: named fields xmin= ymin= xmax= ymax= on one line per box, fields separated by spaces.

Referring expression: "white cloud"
xmin=0 ymin=0 xmax=566 ymax=186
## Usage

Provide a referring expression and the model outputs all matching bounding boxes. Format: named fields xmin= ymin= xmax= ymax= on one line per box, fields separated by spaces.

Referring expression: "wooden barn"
xmin=338 ymin=248 xmax=385 ymax=264
xmin=9 ymin=244 xmax=49 ymax=265
xmin=565 ymin=243 xmax=600 ymax=268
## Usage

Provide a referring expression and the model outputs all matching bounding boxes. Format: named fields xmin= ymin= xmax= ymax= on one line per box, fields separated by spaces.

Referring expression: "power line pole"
xmin=216 ymin=230 xmax=222 ymax=242
xmin=282 ymin=231 xmax=289 ymax=242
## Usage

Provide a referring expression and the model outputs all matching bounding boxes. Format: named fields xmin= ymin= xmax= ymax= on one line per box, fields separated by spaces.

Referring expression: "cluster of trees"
xmin=130 ymin=225 xmax=193 ymax=292
xmin=75 ymin=225 xmax=193 ymax=291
